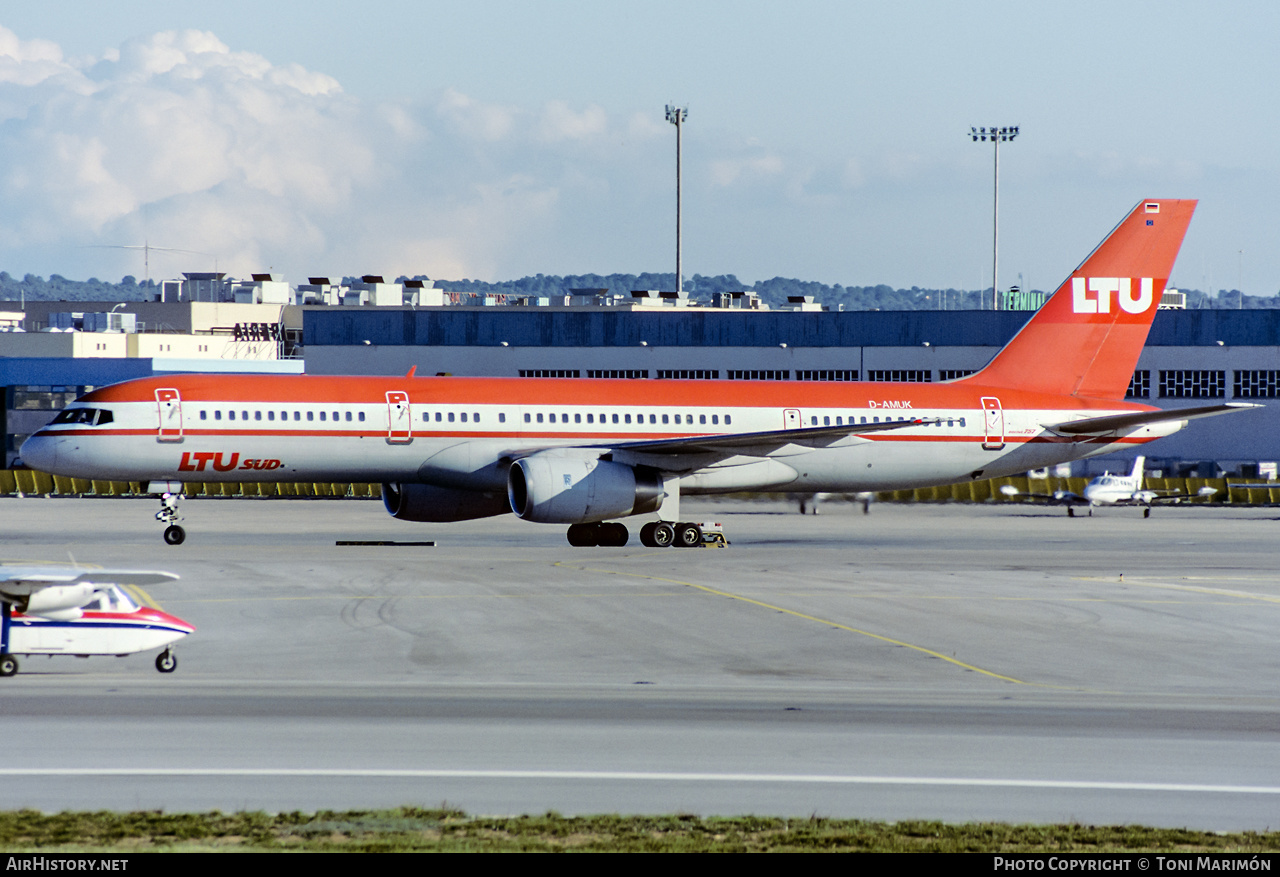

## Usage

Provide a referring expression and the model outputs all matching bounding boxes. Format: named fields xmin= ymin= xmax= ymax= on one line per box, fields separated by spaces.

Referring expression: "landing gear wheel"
xmin=640 ymin=522 xmax=659 ymax=547
xmin=1067 ymin=507 xmax=1075 ymax=517
xmin=0 ymin=654 xmax=17 ymax=677
xmin=567 ymin=523 xmax=598 ymax=547
xmin=1143 ymin=508 xmax=1151 ymax=518
xmin=652 ymin=522 xmax=676 ymax=548
xmin=675 ymin=522 xmax=703 ymax=547
xmin=155 ymin=650 xmax=177 ymax=673
xmin=601 ymin=522 xmax=629 ymax=547
xmin=163 ymin=525 xmax=186 ymax=546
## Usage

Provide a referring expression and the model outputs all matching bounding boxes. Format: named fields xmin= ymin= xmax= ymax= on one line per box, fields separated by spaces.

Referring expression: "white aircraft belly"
xmin=8 ymin=617 xmax=187 ymax=655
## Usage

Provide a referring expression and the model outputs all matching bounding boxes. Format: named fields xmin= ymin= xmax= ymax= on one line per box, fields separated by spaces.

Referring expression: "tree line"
xmin=0 ymin=269 xmax=1271 ymax=310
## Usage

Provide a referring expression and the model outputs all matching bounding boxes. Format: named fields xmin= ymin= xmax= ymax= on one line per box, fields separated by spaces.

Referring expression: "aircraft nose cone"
xmin=18 ymin=433 xmax=59 ymax=472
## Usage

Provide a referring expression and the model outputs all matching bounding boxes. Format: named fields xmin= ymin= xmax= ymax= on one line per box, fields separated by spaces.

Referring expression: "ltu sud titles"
xmin=177 ymin=452 xmax=283 ymax=472
xmin=994 ymin=857 xmax=1272 ymax=871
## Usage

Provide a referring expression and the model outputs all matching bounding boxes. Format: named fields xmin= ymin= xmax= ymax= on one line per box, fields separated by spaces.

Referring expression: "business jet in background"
xmin=19 ymin=199 xmax=1258 ymax=547
xmin=1000 ymin=456 xmax=1217 ymax=517
xmin=0 ymin=566 xmax=193 ymax=677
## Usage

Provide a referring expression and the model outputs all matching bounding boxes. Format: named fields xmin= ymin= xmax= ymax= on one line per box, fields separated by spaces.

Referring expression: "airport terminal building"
xmin=2 ymin=280 xmax=1277 ymax=476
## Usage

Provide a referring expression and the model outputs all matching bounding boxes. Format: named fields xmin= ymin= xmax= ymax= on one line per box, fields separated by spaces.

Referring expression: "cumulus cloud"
xmin=0 ymin=25 xmax=922 ymax=286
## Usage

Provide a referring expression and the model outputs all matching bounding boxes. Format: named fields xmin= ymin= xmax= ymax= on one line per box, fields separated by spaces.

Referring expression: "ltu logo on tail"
xmin=1072 ymin=277 xmax=1155 ymax=314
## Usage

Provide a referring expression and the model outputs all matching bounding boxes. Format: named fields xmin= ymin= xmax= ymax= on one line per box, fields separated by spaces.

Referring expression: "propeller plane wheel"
xmin=163 ymin=525 xmax=186 ymax=546
xmin=1143 ymin=508 xmax=1151 ymax=518
xmin=0 ymin=654 xmax=17 ymax=677
xmin=155 ymin=650 xmax=177 ymax=673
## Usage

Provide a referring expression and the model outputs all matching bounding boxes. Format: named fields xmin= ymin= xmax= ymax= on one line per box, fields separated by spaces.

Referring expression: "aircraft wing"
xmin=0 ymin=567 xmax=178 ymax=600
xmin=596 ymin=417 xmax=941 ymax=456
xmin=1042 ymin=403 xmax=1260 ymax=436
xmin=999 ymin=485 xmax=1086 ymax=505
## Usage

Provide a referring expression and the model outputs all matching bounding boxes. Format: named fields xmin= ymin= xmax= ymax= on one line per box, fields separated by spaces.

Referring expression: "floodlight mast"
xmin=969 ymin=125 xmax=1019 ymax=310
xmin=666 ymin=104 xmax=688 ymax=295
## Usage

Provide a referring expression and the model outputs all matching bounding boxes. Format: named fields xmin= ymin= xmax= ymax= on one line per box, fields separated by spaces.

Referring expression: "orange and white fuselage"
xmin=21 ymin=199 xmax=1249 ymax=536
xmin=20 ymin=374 xmax=1176 ymax=492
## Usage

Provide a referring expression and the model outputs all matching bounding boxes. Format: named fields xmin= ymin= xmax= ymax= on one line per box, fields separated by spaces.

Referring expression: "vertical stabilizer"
xmin=960 ymin=199 xmax=1196 ymax=400
xmin=1130 ymin=456 xmax=1145 ymax=481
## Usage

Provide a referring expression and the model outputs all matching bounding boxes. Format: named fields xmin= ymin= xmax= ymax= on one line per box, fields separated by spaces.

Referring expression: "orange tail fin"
xmin=961 ymin=198 xmax=1196 ymax=400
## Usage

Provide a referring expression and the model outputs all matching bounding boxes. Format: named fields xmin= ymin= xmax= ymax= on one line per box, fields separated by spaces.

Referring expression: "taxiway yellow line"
xmin=555 ymin=561 xmax=1031 ymax=685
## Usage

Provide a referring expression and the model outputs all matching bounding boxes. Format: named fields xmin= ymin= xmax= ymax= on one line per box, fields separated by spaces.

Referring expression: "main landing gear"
xmin=640 ymin=521 xmax=700 ymax=547
xmin=155 ymin=491 xmax=186 ymax=545
xmin=564 ymin=521 xmax=726 ymax=548
xmin=566 ymin=522 xmax=630 ymax=547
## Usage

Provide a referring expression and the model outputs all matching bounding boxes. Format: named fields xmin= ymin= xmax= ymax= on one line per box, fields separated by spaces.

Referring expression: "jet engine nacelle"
xmin=507 ymin=454 xmax=664 ymax=523
xmin=382 ymin=482 xmax=511 ymax=522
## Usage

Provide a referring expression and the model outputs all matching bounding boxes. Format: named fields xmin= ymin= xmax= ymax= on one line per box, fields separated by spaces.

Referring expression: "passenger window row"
xmin=199 ymin=409 xmax=367 ymax=423
xmin=809 ymin=414 xmax=967 ymax=427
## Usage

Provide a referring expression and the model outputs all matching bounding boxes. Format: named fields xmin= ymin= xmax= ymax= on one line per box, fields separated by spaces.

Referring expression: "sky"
xmin=0 ymin=1 xmax=1277 ymax=294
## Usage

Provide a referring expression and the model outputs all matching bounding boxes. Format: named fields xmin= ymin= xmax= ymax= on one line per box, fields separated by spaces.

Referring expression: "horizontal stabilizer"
xmin=1043 ymin=403 xmax=1260 ymax=436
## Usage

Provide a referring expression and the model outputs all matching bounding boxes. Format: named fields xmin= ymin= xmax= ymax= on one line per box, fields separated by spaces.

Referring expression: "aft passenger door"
xmin=386 ymin=391 xmax=412 ymax=444
xmin=156 ymin=389 xmax=183 ymax=443
xmin=981 ymin=397 xmax=1005 ymax=450
xmin=783 ymin=408 xmax=801 ymax=429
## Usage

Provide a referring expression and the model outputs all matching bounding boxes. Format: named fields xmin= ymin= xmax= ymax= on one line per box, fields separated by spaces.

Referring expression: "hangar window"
xmin=1127 ymin=370 xmax=1151 ymax=399
xmin=866 ymin=370 xmax=932 ymax=382
xmin=1159 ymin=370 xmax=1224 ymax=399
xmin=796 ymin=370 xmax=859 ymax=381
xmin=1234 ymin=370 xmax=1280 ymax=398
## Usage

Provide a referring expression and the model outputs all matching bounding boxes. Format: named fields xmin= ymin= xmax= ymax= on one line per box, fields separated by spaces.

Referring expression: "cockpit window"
xmin=50 ymin=408 xmax=113 ymax=426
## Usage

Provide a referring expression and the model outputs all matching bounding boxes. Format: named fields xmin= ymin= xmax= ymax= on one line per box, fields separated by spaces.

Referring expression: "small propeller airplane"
xmin=999 ymin=456 xmax=1217 ymax=517
xmin=0 ymin=565 xmax=194 ymax=677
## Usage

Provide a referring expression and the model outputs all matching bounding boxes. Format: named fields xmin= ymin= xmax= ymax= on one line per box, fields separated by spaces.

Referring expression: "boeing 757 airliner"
xmin=20 ymin=199 xmax=1257 ymax=546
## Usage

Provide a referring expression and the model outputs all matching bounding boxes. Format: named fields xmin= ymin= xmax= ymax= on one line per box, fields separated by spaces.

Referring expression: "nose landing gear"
xmin=154 ymin=490 xmax=185 ymax=545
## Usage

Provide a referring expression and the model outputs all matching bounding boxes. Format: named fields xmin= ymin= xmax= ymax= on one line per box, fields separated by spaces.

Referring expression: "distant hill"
xmin=0 ymin=269 xmax=1266 ymax=310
